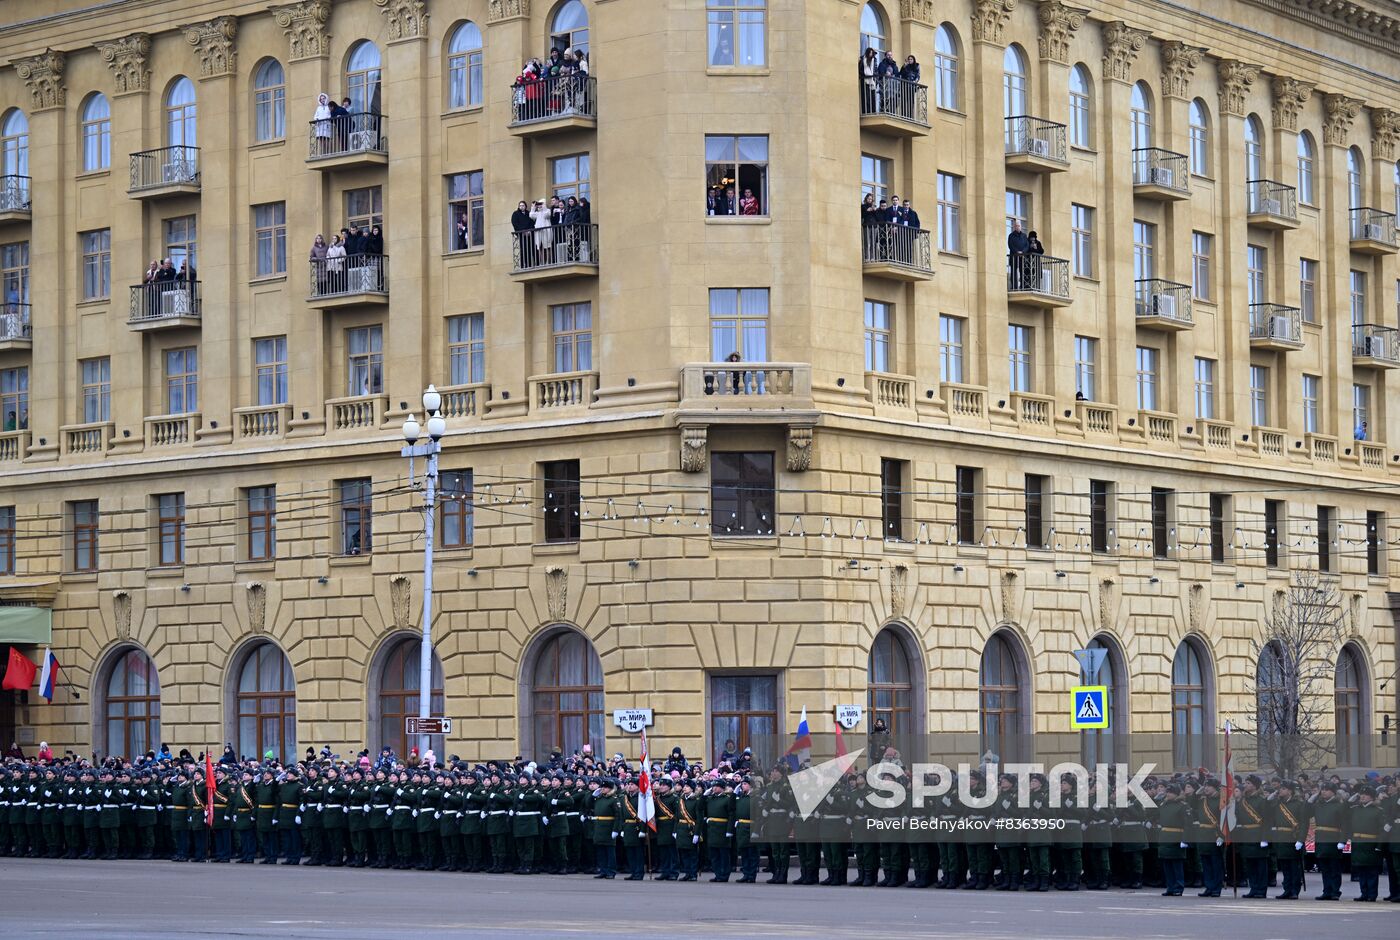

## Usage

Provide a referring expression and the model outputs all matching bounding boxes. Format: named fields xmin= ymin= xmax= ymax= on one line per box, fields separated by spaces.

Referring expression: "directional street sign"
xmin=1070 ymin=686 xmax=1108 ymax=730
xmin=612 ymin=708 xmax=654 ymax=733
xmin=1073 ymin=648 xmax=1107 ymax=684
xmin=405 ymin=717 xmax=452 ymax=735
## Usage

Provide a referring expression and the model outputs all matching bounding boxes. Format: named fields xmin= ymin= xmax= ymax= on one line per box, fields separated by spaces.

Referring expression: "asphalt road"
xmin=2 ymin=859 xmax=1395 ymax=939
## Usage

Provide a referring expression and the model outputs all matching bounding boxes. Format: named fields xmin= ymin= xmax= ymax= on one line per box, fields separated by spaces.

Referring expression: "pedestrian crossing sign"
xmin=1070 ymin=686 xmax=1109 ymax=729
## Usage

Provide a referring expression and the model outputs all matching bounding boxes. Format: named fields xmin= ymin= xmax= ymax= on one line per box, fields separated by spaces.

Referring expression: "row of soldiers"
xmin=3 ymin=760 xmax=1399 ymax=902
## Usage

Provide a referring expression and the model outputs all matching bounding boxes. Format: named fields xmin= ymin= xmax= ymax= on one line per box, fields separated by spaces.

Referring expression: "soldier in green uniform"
xmin=1154 ymin=782 xmax=1189 ymax=896
xmin=1024 ymin=773 xmax=1052 ymax=891
xmin=850 ymin=771 xmax=882 ymax=886
xmin=168 ymin=769 xmax=189 ymax=862
xmin=708 ymin=777 xmax=738 ymax=882
xmin=761 ymin=765 xmax=795 ymax=884
xmin=676 ymin=778 xmax=702 ymax=881
xmin=734 ymin=776 xmax=759 ymax=882
xmin=460 ymin=772 xmax=486 ymax=872
xmin=368 ymin=768 xmax=394 ymax=868
xmin=254 ymin=767 xmax=279 ymax=863
xmin=618 ymin=777 xmax=645 ymax=880
xmin=116 ymin=769 xmax=138 ymax=858
xmin=1052 ymin=774 xmax=1084 ymax=890
xmin=790 ymin=768 xmax=822 ymax=885
xmin=390 ymin=769 xmax=416 ymax=869
xmin=961 ymin=769 xmax=993 ymax=890
xmin=232 ymin=769 xmax=257 ymax=862
xmin=484 ymin=773 xmax=513 ymax=872
xmin=1349 ymin=784 xmax=1384 ymax=901
xmin=651 ymin=775 xmax=678 ymax=880
xmin=80 ymin=767 xmax=102 ymax=860
xmin=322 ymin=765 xmax=350 ymax=867
xmin=436 ymin=771 xmax=460 ymax=870
xmin=210 ymin=768 xmax=233 ymax=862
xmin=39 ymin=767 xmax=61 ymax=857
xmin=590 ymin=777 xmax=619 ymax=878
xmin=411 ymin=769 xmax=438 ymax=871
xmin=1235 ymin=774 xmax=1271 ymax=897
xmin=1384 ymin=782 xmax=1400 ymax=902
xmin=993 ymin=773 xmax=1023 ymax=890
xmin=277 ymin=765 xmax=303 ymax=864
xmin=59 ymin=769 xmax=82 ymax=860
xmin=97 ymin=768 xmax=122 ymax=859
xmin=1308 ymin=779 xmax=1345 ymax=899
xmin=300 ymin=765 xmax=323 ymax=865
xmin=134 ymin=768 xmax=158 ymax=859
xmin=22 ymin=767 xmax=41 ymax=857
xmin=543 ymin=772 xmax=572 ymax=873
xmin=933 ymin=771 xmax=964 ymax=888
xmin=815 ymin=776 xmax=847 ymax=886
xmin=1115 ymin=780 xmax=1149 ymax=889
xmin=1191 ymin=777 xmax=1224 ymax=897
xmin=1269 ymin=779 xmax=1307 ymax=899
xmin=188 ymin=768 xmax=208 ymax=861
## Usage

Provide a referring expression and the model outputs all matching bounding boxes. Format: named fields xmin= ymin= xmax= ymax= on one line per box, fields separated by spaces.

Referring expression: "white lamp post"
xmin=402 ymin=384 xmax=444 ymax=756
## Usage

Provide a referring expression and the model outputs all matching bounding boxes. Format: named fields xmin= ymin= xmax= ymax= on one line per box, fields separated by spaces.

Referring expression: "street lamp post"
xmin=402 ymin=385 xmax=445 ymax=757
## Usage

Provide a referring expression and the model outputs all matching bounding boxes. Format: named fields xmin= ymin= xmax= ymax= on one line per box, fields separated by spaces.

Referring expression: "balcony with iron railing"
xmin=1131 ymin=148 xmax=1190 ymax=200
xmin=128 ymin=280 xmax=200 ymax=331
xmin=859 ymin=76 xmax=929 ymax=136
xmin=509 ymin=74 xmax=597 ymax=136
xmin=861 ymin=223 xmax=933 ymax=281
xmin=0 ymin=301 xmax=31 ymax=351
xmin=1134 ymin=279 xmax=1193 ymax=330
xmin=306 ymin=112 xmax=387 ymax=169
xmin=307 ymin=254 xmax=388 ymax=308
xmin=1352 ymin=322 xmax=1400 ymax=369
xmin=128 ymin=146 xmax=200 ymax=198
xmin=511 ymin=223 xmax=598 ymax=281
xmin=1004 ymin=116 xmax=1068 ymax=171
xmin=1349 ymin=207 xmax=1398 ymax=254
xmin=1245 ymin=180 xmax=1298 ymax=229
xmin=1007 ymin=254 xmax=1070 ymax=307
xmin=0 ymin=175 xmax=30 ymax=222
xmin=1249 ymin=303 xmax=1304 ymax=350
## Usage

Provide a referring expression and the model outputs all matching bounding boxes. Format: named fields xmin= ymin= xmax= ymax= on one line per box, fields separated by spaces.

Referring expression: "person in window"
xmin=218 ymin=743 xmax=238 ymax=766
xmin=313 ymin=93 xmax=333 ymax=155
xmin=309 ymin=234 xmax=328 ymax=294
xmin=3 ymin=411 xmax=14 ymax=432
xmin=1355 ymin=420 xmax=1368 ymax=441
xmin=455 ymin=213 xmax=471 ymax=251
xmin=713 ymin=33 xmax=735 ymax=67
xmin=1008 ymin=220 xmax=1030 ymax=289
xmin=860 ymin=47 xmax=879 ymax=112
xmin=718 ymin=739 xmax=739 ymax=768
xmin=176 ymin=258 xmax=195 ymax=284
xmin=739 ymin=188 xmax=760 ymax=216
xmin=724 ymin=186 xmax=738 ymax=216
xmin=325 ymin=234 xmax=346 ymax=294
xmin=709 ymin=185 xmax=729 ymax=216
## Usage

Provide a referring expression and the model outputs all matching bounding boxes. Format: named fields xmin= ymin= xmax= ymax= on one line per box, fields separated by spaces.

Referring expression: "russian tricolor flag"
xmin=784 ymin=706 xmax=812 ymax=771
xmin=38 ymin=648 xmax=59 ymax=703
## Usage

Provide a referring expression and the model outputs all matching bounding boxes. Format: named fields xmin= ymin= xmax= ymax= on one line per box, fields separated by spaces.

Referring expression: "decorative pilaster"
xmin=183 ymin=16 xmax=239 ymax=79
xmin=1035 ymin=1 xmax=1085 ymax=64
xmin=487 ymin=0 xmax=529 ymax=22
xmin=1159 ymin=41 xmax=1203 ymax=100
xmin=1216 ymin=59 xmax=1259 ymax=117
xmin=96 ymin=33 xmax=152 ymax=96
xmin=1371 ymin=108 xmax=1400 ymax=161
xmin=373 ymin=0 xmax=429 ymax=41
xmin=1269 ymin=77 xmax=1314 ymax=132
xmin=270 ymin=0 xmax=332 ymax=61
xmin=971 ymin=0 xmax=1017 ymax=46
xmin=13 ymin=50 xmax=65 ymax=111
xmin=900 ymin=0 xmax=936 ymax=26
xmin=1100 ymin=21 xmax=1147 ymax=83
xmin=1323 ymin=93 xmax=1362 ymax=146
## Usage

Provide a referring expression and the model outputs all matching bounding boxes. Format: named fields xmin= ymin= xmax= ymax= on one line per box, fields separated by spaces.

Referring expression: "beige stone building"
xmin=0 ymin=0 xmax=1396 ymax=769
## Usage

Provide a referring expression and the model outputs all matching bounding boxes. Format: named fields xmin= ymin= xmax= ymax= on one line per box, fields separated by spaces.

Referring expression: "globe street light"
xmin=401 ymin=384 xmax=445 ymax=756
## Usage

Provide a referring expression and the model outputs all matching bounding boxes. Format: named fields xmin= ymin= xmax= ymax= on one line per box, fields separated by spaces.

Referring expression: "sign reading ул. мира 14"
xmin=612 ymin=708 xmax=654 ymax=733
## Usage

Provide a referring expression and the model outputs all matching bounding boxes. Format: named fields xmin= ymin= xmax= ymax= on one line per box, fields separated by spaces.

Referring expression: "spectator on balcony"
xmin=313 ymin=93 xmax=333 ymax=154
xmin=861 ymin=192 xmax=877 ymax=224
xmin=143 ymin=260 xmax=160 ymax=287
xmin=529 ymin=198 xmax=553 ymax=262
xmin=1008 ymin=221 xmax=1030 ymax=289
xmin=900 ymin=55 xmax=921 ymax=83
xmin=176 ymin=259 xmax=195 ymax=287
xmin=1356 ymin=420 xmax=1368 ymax=441
xmin=739 ymin=188 xmax=761 ymax=216
xmin=724 ymin=350 xmax=744 ymax=394
xmin=325 ymin=234 xmax=346 ymax=294
xmin=860 ymin=48 xmax=879 ymax=112
xmin=329 ymin=97 xmax=350 ymax=152
xmin=899 ymin=198 xmax=921 ymax=229
xmin=309 ymin=234 xmax=328 ymax=294
xmin=511 ymin=201 xmax=534 ymax=266
xmin=365 ymin=225 xmax=385 ymax=289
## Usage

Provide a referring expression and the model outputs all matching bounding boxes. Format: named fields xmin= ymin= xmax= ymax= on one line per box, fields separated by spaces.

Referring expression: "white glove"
xmin=362 ymin=805 xmax=370 ymax=814
xmin=1294 ymin=841 xmax=1303 ymax=851
xmin=542 ymin=817 xmax=550 ymax=826
xmin=434 ymin=812 xmax=441 ymax=819
xmin=509 ymin=810 xmax=515 ymax=817
xmin=479 ymin=811 xmax=486 ymax=819
xmin=298 ymin=804 xmax=305 ymax=812
xmin=692 ymin=835 xmax=700 ymax=844
xmin=411 ymin=809 xmax=419 ymax=817
xmin=1260 ymin=841 xmax=1269 ymax=848
xmin=1179 ymin=842 xmax=1188 ymax=849
xmin=1215 ymin=838 xmax=1223 ymax=847
xmin=610 ymin=831 xmax=619 ymax=839
xmin=551 ymin=799 xmax=558 ymax=806
xmin=1336 ymin=842 xmax=1346 ymax=850
xmin=386 ymin=808 xmax=394 ymax=816
xmin=294 ymin=815 xmax=301 ymax=824
xmin=272 ymin=818 xmax=277 ymax=826
xmin=1384 ymin=824 xmax=1393 ymax=833
xmin=342 ymin=806 xmax=349 ymax=814
xmin=316 ymin=804 xmax=323 ymax=812
xmin=727 ymin=831 xmax=734 ymax=838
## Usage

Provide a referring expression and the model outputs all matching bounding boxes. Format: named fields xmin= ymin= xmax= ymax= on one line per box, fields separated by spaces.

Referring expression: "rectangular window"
xmin=1317 ymin=505 xmax=1335 ymax=572
xmin=1302 ymin=374 xmax=1320 ymax=434
xmin=1 ymin=240 xmax=29 ymax=306
xmin=1350 ymin=270 xmax=1368 ymax=325
xmin=1299 ymin=258 xmax=1317 ymax=323
xmin=938 ymin=315 xmax=964 ymax=384
xmin=81 ymin=229 xmax=111 ymax=300
xmin=709 ymin=289 xmax=768 ymax=361
xmin=709 ymin=674 xmax=778 ymax=763
xmin=1136 ymin=346 xmax=1159 ymax=411
xmin=1024 ymin=474 xmax=1047 ymax=549
xmin=955 ymin=466 xmax=979 ymax=545
xmin=937 ymin=172 xmax=962 ymax=252
xmin=705 ymin=135 xmax=768 ymax=216
xmin=1151 ymin=487 xmax=1172 ymax=559
xmin=246 ymin=485 xmax=276 ymax=562
xmin=864 ymin=300 xmax=892 ymax=372
xmin=1089 ymin=480 xmax=1113 ymax=554
xmin=1004 ymin=190 xmax=1031 ymax=234
xmin=542 ymin=459 xmax=581 ymax=543
xmin=550 ymin=153 xmax=591 ymax=203
xmin=81 ymin=358 xmax=111 ymax=423
xmin=71 ymin=499 xmax=99 ymax=572
xmin=707 ymin=0 xmax=767 ymax=67
xmin=447 ymin=314 xmax=486 ymax=385
xmin=711 ymin=452 xmax=775 ymax=537
xmin=0 ymin=506 xmax=13 ymax=575
xmin=165 ymin=347 xmax=198 ymax=414
xmin=1074 ymin=336 xmax=1097 ymax=401
xmin=551 ymin=302 xmax=594 ymax=372
xmin=344 ymin=186 xmax=383 ymax=231
xmin=1209 ymin=493 xmax=1231 ymax=564
xmin=1264 ymin=499 xmax=1284 ymax=568
xmin=1007 ymin=324 xmax=1032 ymax=393
xmin=1132 ymin=220 xmax=1156 ymax=281
xmin=83 ymin=106 xmax=112 ymax=171
xmin=860 ymin=153 xmax=891 ymax=205
xmin=156 ymin=493 xmax=185 ymax=566
xmin=1192 ymin=232 xmax=1212 ymax=301
xmin=440 ymin=469 xmax=473 ymax=549
xmin=1366 ymin=510 xmax=1383 ymax=576
xmin=338 ymin=478 xmax=373 ymax=555
xmin=1069 ymin=80 xmax=1090 ymax=148
xmin=347 ymin=325 xmax=384 ymax=396
xmin=1247 ymin=245 xmax=1267 ymax=305
xmin=448 ymin=37 xmax=484 ymax=108
xmin=0 ymin=367 xmax=28 ymax=431
xmin=163 ymin=215 xmax=197 ymax=272
xmin=1071 ymin=204 xmax=1093 ymax=277
xmin=1194 ymin=357 xmax=1216 ymax=420
xmin=254 ymin=336 xmax=288 ymax=406
xmin=1249 ymin=365 xmax=1269 ymax=427
xmin=447 ymin=171 xmax=485 ymax=251
xmin=253 ymin=202 xmax=287 ymax=276
xmin=880 ymin=458 xmax=906 ymax=541
xmin=1353 ymin=383 xmax=1371 ymax=440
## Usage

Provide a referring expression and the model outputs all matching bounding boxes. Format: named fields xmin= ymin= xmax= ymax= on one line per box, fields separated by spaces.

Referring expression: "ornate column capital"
xmin=96 ymin=34 xmax=151 ymax=96
xmin=1035 ymin=1 xmax=1085 ymax=64
xmin=900 ymin=1 xmax=937 ymax=27
xmin=373 ymin=0 xmax=429 ymax=42
xmin=1371 ymin=108 xmax=1400 ymax=161
xmin=971 ymin=0 xmax=1017 ymax=47
xmin=14 ymin=50 xmax=66 ymax=112
xmin=1268 ymin=77 xmax=1314 ymax=132
xmin=1100 ymin=21 xmax=1148 ymax=84
xmin=270 ymin=0 xmax=332 ymax=61
xmin=183 ymin=16 xmax=239 ymax=80
xmin=488 ymin=0 xmax=529 ymax=22
xmin=1323 ymin=93 xmax=1362 ymax=146
xmin=1216 ymin=59 xmax=1259 ymax=117
xmin=1159 ymin=41 xmax=1203 ymax=100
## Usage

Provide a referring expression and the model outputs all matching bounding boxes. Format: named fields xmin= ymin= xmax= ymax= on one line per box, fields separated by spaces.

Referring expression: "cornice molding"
xmin=1241 ymin=0 xmax=1400 ymax=57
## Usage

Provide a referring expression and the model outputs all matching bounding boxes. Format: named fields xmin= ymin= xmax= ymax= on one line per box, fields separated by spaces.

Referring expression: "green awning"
xmin=0 ymin=606 xmax=52 ymax=644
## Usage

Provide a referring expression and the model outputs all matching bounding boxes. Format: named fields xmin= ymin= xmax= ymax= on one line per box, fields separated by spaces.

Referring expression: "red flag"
xmin=205 ymin=751 xmax=215 ymax=828
xmin=1219 ymin=721 xmax=1236 ymax=844
xmin=834 ymin=721 xmax=848 ymax=759
xmin=637 ymin=728 xmax=655 ymax=832
xmin=2 ymin=648 xmax=37 ymax=691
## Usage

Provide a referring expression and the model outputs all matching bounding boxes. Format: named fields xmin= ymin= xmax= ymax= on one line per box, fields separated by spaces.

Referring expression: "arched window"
xmin=376 ymin=637 xmax=444 ymax=759
xmin=80 ymin=94 xmax=111 ymax=171
xmin=1334 ymin=643 xmax=1367 ymax=766
xmin=1296 ymin=131 xmax=1316 ymax=205
xmin=1188 ymin=99 xmax=1210 ymax=175
xmin=979 ymin=631 xmax=1026 ymax=762
xmin=1171 ymin=638 xmax=1212 ymax=769
xmin=1 ymin=109 xmax=29 ymax=178
xmin=860 ymin=2 xmax=887 ymax=55
xmin=1080 ymin=635 xmax=1127 ymax=766
xmin=526 ymin=628 xmax=604 ymax=759
xmin=1068 ymin=64 xmax=1092 ymax=148
xmin=551 ymin=0 xmax=590 ymax=56
xmin=868 ymin=627 xmax=915 ymax=736
xmin=253 ymin=59 xmax=286 ymax=142
xmin=1256 ymin=640 xmax=1287 ymax=736
xmin=99 ymin=647 xmax=160 ymax=759
xmin=165 ymin=78 xmax=196 ymax=148
xmin=346 ymin=41 xmax=382 ymax=114
xmin=1347 ymin=146 xmax=1364 ymax=209
xmin=447 ymin=21 xmax=484 ymax=109
xmin=233 ymin=641 xmax=296 ymax=763
xmin=1130 ymin=81 xmax=1153 ymax=152
xmin=1243 ymin=114 xmax=1264 ymax=181
xmin=933 ymin=25 xmax=960 ymax=111
xmin=1002 ymin=44 xmax=1028 ymax=117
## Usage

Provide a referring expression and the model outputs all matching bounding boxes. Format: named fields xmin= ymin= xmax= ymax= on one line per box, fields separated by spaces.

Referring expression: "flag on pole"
xmin=637 ymin=727 xmax=655 ymax=832
xmin=38 ymin=648 xmax=59 ymax=703
xmin=833 ymin=719 xmax=848 ymax=759
xmin=784 ymin=707 xmax=812 ymax=771
xmin=1 ymin=647 xmax=37 ymax=691
xmin=1219 ymin=720 xmax=1236 ymax=844
xmin=205 ymin=750 xmax=216 ymax=828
